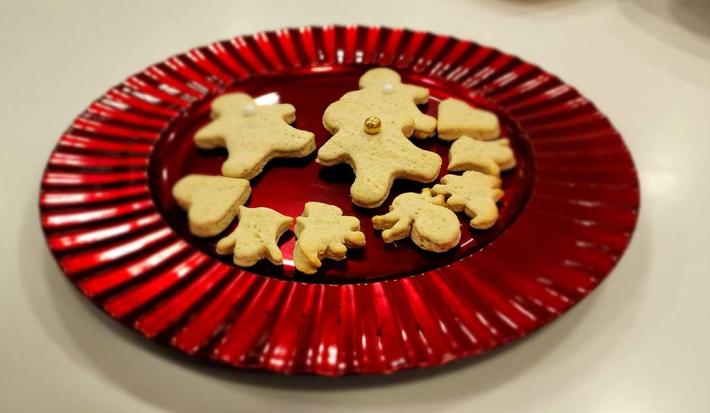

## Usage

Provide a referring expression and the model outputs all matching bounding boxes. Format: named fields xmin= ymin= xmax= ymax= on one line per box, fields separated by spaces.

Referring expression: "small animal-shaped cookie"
xmin=172 ymin=174 xmax=251 ymax=237
xmin=448 ymin=137 xmax=516 ymax=176
xmin=194 ymin=92 xmax=316 ymax=179
xmin=319 ymin=100 xmax=441 ymax=208
xmin=372 ymin=189 xmax=461 ymax=252
xmin=437 ymin=98 xmax=500 ymax=141
xmin=432 ymin=171 xmax=504 ymax=229
xmin=353 ymin=67 xmax=437 ymax=139
xmin=293 ymin=202 xmax=366 ymax=274
xmin=216 ymin=206 xmax=292 ymax=267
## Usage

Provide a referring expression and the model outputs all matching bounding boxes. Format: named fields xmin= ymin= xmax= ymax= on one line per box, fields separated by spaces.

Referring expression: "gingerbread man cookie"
xmin=372 ymin=189 xmax=461 ymax=252
xmin=353 ymin=67 xmax=437 ymax=139
xmin=216 ymin=206 xmax=292 ymax=267
xmin=437 ymin=98 xmax=500 ymax=141
xmin=194 ymin=92 xmax=316 ymax=179
xmin=319 ymin=97 xmax=441 ymax=208
xmin=432 ymin=171 xmax=504 ymax=229
xmin=448 ymin=137 xmax=516 ymax=176
xmin=293 ymin=202 xmax=366 ymax=274
xmin=172 ymin=174 xmax=251 ymax=237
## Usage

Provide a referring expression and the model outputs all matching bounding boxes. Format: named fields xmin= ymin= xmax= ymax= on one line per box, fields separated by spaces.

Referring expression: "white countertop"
xmin=2 ymin=0 xmax=709 ymax=411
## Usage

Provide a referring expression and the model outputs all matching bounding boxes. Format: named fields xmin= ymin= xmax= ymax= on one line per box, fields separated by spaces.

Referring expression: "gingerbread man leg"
xmin=350 ymin=167 xmax=394 ymax=208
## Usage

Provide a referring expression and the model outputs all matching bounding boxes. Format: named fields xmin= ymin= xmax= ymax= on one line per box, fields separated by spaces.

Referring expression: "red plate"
xmin=40 ymin=25 xmax=639 ymax=375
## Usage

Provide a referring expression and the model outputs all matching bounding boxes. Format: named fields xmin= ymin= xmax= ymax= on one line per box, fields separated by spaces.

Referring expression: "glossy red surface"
xmin=40 ymin=25 xmax=639 ymax=375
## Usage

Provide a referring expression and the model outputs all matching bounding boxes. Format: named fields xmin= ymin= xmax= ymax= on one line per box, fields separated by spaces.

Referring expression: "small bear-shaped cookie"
xmin=437 ymin=98 xmax=500 ymax=141
xmin=372 ymin=189 xmax=461 ymax=253
xmin=293 ymin=202 xmax=366 ymax=274
xmin=353 ymin=67 xmax=437 ymax=139
xmin=172 ymin=174 xmax=251 ymax=237
xmin=319 ymin=98 xmax=441 ymax=208
xmin=194 ymin=92 xmax=316 ymax=179
xmin=216 ymin=206 xmax=292 ymax=267
xmin=448 ymin=137 xmax=516 ymax=176
xmin=432 ymin=171 xmax=504 ymax=229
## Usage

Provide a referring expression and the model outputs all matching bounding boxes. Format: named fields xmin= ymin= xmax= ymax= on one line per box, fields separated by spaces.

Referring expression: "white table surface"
xmin=2 ymin=0 xmax=709 ymax=412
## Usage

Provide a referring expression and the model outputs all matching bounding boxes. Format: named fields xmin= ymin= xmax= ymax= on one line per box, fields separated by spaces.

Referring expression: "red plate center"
xmin=149 ymin=67 xmax=534 ymax=283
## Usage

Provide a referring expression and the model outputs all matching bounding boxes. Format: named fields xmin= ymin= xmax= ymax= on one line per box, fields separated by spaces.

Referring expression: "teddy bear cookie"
xmin=437 ymin=98 xmax=500 ymax=141
xmin=293 ymin=202 xmax=366 ymax=274
xmin=373 ymin=189 xmax=461 ymax=253
xmin=432 ymin=171 xmax=504 ymax=230
xmin=448 ymin=137 xmax=516 ymax=176
xmin=216 ymin=206 xmax=292 ymax=267
xmin=318 ymin=71 xmax=442 ymax=208
xmin=194 ymin=92 xmax=316 ymax=180
xmin=172 ymin=174 xmax=251 ymax=237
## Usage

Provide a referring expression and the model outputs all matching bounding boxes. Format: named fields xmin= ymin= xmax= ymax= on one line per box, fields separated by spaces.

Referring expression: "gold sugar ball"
xmin=364 ymin=116 xmax=382 ymax=135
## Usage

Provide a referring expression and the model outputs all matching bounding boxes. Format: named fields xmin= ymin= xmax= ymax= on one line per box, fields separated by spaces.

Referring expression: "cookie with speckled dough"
xmin=372 ymin=189 xmax=461 ymax=253
xmin=172 ymin=174 xmax=251 ymax=237
xmin=293 ymin=202 xmax=366 ymax=274
xmin=318 ymin=95 xmax=441 ymax=208
xmin=216 ymin=206 xmax=292 ymax=267
xmin=432 ymin=171 xmax=504 ymax=229
xmin=194 ymin=92 xmax=316 ymax=180
xmin=448 ymin=137 xmax=516 ymax=176
xmin=437 ymin=98 xmax=500 ymax=141
xmin=353 ymin=67 xmax=437 ymax=139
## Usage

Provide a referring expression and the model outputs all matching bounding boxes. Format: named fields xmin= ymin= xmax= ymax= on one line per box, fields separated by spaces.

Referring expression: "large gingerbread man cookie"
xmin=293 ymin=202 xmax=366 ymax=274
xmin=194 ymin=92 xmax=316 ymax=180
xmin=318 ymin=89 xmax=441 ymax=208
xmin=373 ymin=189 xmax=461 ymax=252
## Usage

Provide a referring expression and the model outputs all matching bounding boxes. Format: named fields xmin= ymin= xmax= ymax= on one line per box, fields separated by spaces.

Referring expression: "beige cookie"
xmin=432 ymin=171 xmax=504 ymax=229
xmin=194 ymin=92 xmax=316 ymax=179
xmin=216 ymin=206 xmax=292 ymax=267
xmin=293 ymin=202 xmax=366 ymax=274
xmin=437 ymin=98 xmax=500 ymax=141
xmin=448 ymin=137 xmax=516 ymax=176
xmin=353 ymin=67 xmax=437 ymax=139
xmin=372 ymin=189 xmax=461 ymax=253
xmin=319 ymin=98 xmax=441 ymax=208
xmin=172 ymin=174 xmax=251 ymax=237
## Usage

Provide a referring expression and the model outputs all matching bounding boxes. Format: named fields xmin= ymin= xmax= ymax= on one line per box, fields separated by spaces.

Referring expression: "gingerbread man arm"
xmin=194 ymin=119 xmax=227 ymax=149
xmin=408 ymin=107 xmax=437 ymax=139
xmin=402 ymin=84 xmax=431 ymax=105
xmin=268 ymin=103 xmax=298 ymax=123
